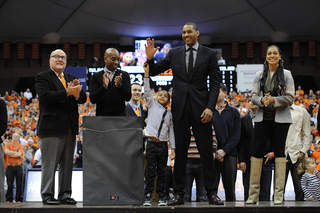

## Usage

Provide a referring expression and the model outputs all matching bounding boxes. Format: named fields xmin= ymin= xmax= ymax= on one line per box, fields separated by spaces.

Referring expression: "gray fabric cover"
xmin=83 ymin=116 xmax=144 ymax=205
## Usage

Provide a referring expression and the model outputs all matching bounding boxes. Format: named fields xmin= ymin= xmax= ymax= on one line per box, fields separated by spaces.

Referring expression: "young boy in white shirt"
xmin=143 ymin=62 xmax=175 ymax=206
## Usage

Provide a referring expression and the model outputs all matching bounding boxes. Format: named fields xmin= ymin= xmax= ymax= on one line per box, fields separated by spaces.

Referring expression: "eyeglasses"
xmin=51 ymin=55 xmax=67 ymax=61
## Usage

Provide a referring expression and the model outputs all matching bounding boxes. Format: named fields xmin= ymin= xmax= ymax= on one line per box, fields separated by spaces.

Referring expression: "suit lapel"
xmin=178 ymin=46 xmax=188 ymax=81
xmin=49 ymin=69 xmax=66 ymax=90
xmin=192 ymin=44 xmax=204 ymax=78
xmin=64 ymin=72 xmax=69 ymax=88
xmin=127 ymin=105 xmax=136 ymax=116
xmin=187 ymin=44 xmax=204 ymax=81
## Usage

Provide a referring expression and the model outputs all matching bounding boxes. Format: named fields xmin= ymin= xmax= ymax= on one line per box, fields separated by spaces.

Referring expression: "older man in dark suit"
xmin=35 ymin=49 xmax=86 ymax=205
xmin=145 ymin=22 xmax=222 ymax=205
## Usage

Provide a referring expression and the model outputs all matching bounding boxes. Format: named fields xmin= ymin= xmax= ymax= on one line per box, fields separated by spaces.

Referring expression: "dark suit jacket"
xmin=35 ymin=69 xmax=86 ymax=136
xmin=0 ymin=99 xmax=7 ymax=143
xmin=148 ymin=44 xmax=220 ymax=122
xmin=90 ymin=70 xmax=131 ymax=116
xmin=238 ymin=114 xmax=254 ymax=165
xmin=125 ymin=103 xmax=147 ymax=128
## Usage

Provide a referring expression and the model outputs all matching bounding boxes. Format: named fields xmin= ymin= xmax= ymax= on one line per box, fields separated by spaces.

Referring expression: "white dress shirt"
xmin=144 ymin=77 xmax=175 ymax=149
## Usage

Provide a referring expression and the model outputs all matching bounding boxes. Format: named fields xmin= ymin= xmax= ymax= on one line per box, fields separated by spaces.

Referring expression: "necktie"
xmin=157 ymin=109 xmax=168 ymax=139
xmin=188 ymin=48 xmax=194 ymax=79
xmin=135 ymin=106 xmax=140 ymax=116
xmin=58 ymin=74 xmax=67 ymax=89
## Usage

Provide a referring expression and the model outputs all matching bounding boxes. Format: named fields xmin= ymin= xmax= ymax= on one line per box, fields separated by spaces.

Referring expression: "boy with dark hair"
xmin=143 ymin=62 xmax=175 ymax=206
xmin=212 ymin=83 xmax=241 ymax=201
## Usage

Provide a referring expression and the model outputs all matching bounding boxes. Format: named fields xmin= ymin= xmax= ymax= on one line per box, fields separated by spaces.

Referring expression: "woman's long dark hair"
xmin=259 ymin=45 xmax=286 ymax=95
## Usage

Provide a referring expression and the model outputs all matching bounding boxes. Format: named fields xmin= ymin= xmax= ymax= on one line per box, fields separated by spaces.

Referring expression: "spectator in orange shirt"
xmin=85 ymin=92 xmax=91 ymax=106
xmin=19 ymin=92 xmax=27 ymax=108
xmin=4 ymin=133 xmax=24 ymax=203
xmin=4 ymin=91 xmax=11 ymax=102
xmin=7 ymin=102 xmax=14 ymax=118
xmin=308 ymin=89 xmax=314 ymax=98
xmin=238 ymin=101 xmax=248 ymax=116
xmin=309 ymin=99 xmax=318 ymax=115
xmin=295 ymin=96 xmax=302 ymax=105
xmin=296 ymin=85 xmax=304 ymax=99
xmin=27 ymin=138 xmax=37 ymax=154
xmin=234 ymin=91 xmax=241 ymax=101
xmin=311 ymin=126 xmax=319 ymax=138
xmin=303 ymin=94 xmax=309 ymax=105
xmin=311 ymin=141 xmax=320 ymax=173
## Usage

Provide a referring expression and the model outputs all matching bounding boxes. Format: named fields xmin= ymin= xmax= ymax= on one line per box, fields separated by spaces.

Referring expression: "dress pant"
xmin=242 ymin=161 xmax=251 ymax=201
xmin=259 ymin=158 xmax=273 ymax=201
xmin=213 ymin=155 xmax=237 ymax=201
xmin=184 ymin=161 xmax=207 ymax=202
xmin=164 ymin=166 xmax=173 ymax=198
xmin=40 ymin=128 xmax=76 ymax=201
xmin=285 ymin=154 xmax=304 ymax=201
xmin=6 ymin=164 xmax=23 ymax=202
xmin=144 ymin=141 xmax=168 ymax=198
xmin=173 ymin=96 xmax=215 ymax=197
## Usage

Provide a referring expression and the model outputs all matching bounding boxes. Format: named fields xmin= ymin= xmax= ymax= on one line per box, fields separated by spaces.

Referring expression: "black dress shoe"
xmin=167 ymin=195 xmax=184 ymax=206
xmin=60 ymin=197 xmax=77 ymax=205
xmin=43 ymin=197 xmax=61 ymax=205
xmin=208 ymin=194 xmax=224 ymax=205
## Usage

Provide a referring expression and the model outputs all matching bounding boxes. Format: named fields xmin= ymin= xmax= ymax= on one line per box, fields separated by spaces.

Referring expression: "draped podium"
xmin=83 ymin=116 xmax=144 ymax=205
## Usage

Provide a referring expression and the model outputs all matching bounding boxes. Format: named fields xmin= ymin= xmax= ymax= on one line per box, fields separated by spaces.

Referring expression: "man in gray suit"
xmin=35 ymin=49 xmax=86 ymax=205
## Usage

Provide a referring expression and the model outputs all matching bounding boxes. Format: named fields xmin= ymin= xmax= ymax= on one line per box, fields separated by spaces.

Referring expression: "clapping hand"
xmin=114 ymin=73 xmax=122 ymax=87
xmin=103 ymin=72 xmax=110 ymax=88
xmin=67 ymin=81 xmax=82 ymax=96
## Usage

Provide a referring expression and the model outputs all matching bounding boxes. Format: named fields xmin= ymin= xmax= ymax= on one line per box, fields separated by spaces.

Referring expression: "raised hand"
xmin=143 ymin=62 xmax=149 ymax=77
xmin=145 ymin=38 xmax=160 ymax=60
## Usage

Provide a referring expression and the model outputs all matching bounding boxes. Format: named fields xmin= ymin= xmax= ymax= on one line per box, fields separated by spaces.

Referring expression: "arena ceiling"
xmin=0 ymin=0 xmax=319 ymax=44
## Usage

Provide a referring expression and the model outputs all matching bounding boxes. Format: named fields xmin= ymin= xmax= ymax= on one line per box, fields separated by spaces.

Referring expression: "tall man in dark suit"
xmin=90 ymin=48 xmax=131 ymax=116
xmin=145 ymin=22 xmax=222 ymax=205
xmin=35 ymin=49 xmax=86 ymax=205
